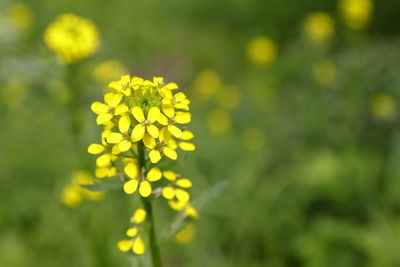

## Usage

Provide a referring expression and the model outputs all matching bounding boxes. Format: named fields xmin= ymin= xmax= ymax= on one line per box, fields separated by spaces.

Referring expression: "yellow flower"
xmin=370 ymin=93 xmax=396 ymax=119
xmin=247 ymin=36 xmax=277 ymax=66
xmin=44 ymin=13 xmax=99 ymax=64
xmin=9 ymin=3 xmax=33 ymax=30
xmin=91 ymin=92 xmax=128 ymax=125
xmin=303 ymin=12 xmax=335 ymax=44
xmin=117 ymin=208 xmax=147 ymax=255
xmin=61 ymin=171 xmax=103 ymax=208
xmin=92 ymin=60 xmax=127 ymax=84
xmin=131 ymin=106 xmax=161 ymax=140
xmin=192 ymin=70 xmax=221 ymax=98
xmin=338 ymin=0 xmax=373 ymax=30
xmin=123 ymin=166 xmax=162 ymax=197
xmin=175 ymin=223 xmax=196 ymax=244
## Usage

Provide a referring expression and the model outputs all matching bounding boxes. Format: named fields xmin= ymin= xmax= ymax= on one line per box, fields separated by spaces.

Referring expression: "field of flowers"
xmin=1 ymin=0 xmax=400 ymax=266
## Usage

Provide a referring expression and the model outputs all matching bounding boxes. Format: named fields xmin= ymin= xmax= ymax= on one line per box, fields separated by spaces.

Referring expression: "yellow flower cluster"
xmin=88 ymin=75 xmax=197 ymax=254
xmin=303 ymin=12 xmax=335 ymax=44
xmin=117 ymin=208 xmax=147 ymax=254
xmin=61 ymin=171 xmax=103 ymax=208
xmin=246 ymin=36 xmax=277 ymax=66
xmin=44 ymin=13 xmax=99 ymax=64
xmin=338 ymin=0 xmax=373 ymax=30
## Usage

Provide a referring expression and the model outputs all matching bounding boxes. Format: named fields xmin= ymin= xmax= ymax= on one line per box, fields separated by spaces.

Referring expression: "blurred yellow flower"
xmin=247 ymin=36 xmax=277 ymax=66
xmin=312 ymin=60 xmax=336 ymax=86
xmin=193 ymin=70 xmax=221 ymax=98
xmin=370 ymin=93 xmax=396 ymax=119
xmin=44 ymin=13 xmax=99 ymax=64
xmin=338 ymin=0 xmax=373 ymax=30
xmin=61 ymin=171 xmax=103 ymax=208
xmin=303 ymin=12 xmax=335 ymax=44
xmin=243 ymin=128 xmax=266 ymax=151
xmin=175 ymin=223 xmax=196 ymax=244
xmin=9 ymin=3 xmax=33 ymax=30
xmin=92 ymin=60 xmax=127 ymax=84
xmin=206 ymin=110 xmax=232 ymax=135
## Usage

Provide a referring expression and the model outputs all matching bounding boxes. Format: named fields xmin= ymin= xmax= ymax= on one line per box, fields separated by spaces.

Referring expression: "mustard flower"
xmin=44 ymin=13 xmax=99 ymax=64
xmin=88 ymin=75 xmax=198 ymax=263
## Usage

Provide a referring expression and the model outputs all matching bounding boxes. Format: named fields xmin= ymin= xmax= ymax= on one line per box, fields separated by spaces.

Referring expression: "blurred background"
xmin=1 ymin=0 xmax=400 ymax=266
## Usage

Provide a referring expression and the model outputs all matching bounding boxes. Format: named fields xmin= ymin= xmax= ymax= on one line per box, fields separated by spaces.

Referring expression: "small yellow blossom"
xmin=118 ymin=208 xmax=147 ymax=255
xmin=175 ymin=223 xmax=196 ymax=244
xmin=338 ymin=0 xmax=373 ymax=30
xmin=9 ymin=3 xmax=33 ymax=30
xmin=370 ymin=93 xmax=396 ymax=119
xmin=44 ymin=13 xmax=99 ymax=63
xmin=92 ymin=60 xmax=127 ymax=84
xmin=61 ymin=171 xmax=103 ymax=208
xmin=247 ymin=36 xmax=277 ymax=66
xmin=303 ymin=12 xmax=335 ymax=44
xmin=192 ymin=70 xmax=221 ymax=98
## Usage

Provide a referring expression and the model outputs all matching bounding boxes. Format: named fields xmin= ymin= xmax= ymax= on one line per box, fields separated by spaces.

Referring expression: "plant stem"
xmin=137 ymin=142 xmax=162 ymax=267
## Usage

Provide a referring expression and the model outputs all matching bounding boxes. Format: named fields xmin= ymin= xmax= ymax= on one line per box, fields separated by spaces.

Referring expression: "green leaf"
xmin=80 ymin=183 xmax=122 ymax=192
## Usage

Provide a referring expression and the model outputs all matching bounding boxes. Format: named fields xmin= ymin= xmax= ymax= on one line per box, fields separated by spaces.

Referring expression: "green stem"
xmin=137 ymin=142 xmax=162 ymax=267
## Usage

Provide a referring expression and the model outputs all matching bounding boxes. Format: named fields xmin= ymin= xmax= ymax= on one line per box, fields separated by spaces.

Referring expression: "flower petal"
xmin=143 ymin=134 xmax=156 ymax=149
xmin=119 ymin=115 xmax=130 ymax=133
xmin=162 ymin=171 xmax=176 ymax=181
xmin=123 ymin=179 xmax=138 ymax=194
xmin=147 ymin=107 xmax=160 ymax=123
xmin=131 ymin=124 xmax=145 ymax=141
xmin=139 ymin=180 xmax=152 ymax=197
xmin=178 ymin=142 xmax=196 ymax=151
xmin=124 ymin=162 xmax=138 ymax=179
xmin=180 ymin=130 xmax=194 ymax=140
xmin=88 ymin=144 xmax=105 ymax=154
xmin=176 ymin=178 xmax=192 ymax=188
xmin=132 ymin=237 xmax=145 ymax=254
xmin=149 ymin=150 xmax=161 ymax=163
xmin=126 ymin=227 xmax=138 ymax=237
xmin=117 ymin=240 xmax=132 ymax=252
xmin=175 ymin=189 xmax=190 ymax=202
xmin=147 ymin=167 xmax=162 ymax=181
xmin=167 ymin=125 xmax=182 ymax=138
xmin=114 ymin=104 xmax=129 ymax=115
xmin=118 ymin=139 xmax=132 ymax=152
xmin=96 ymin=113 xmax=113 ymax=125
xmin=108 ymin=93 xmax=123 ymax=107
xmin=174 ymin=112 xmax=191 ymax=124
xmin=131 ymin=106 xmax=145 ymax=123
xmin=157 ymin=113 xmax=169 ymax=125
xmin=132 ymin=208 xmax=146 ymax=223
xmin=162 ymin=186 xmax=175 ymax=199
xmin=106 ymin=132 xmax=123 ymax=143
xmin=147 ymin=125 xmax=159 ymax=138
xmin=163 ymin=147 xmax=177 ymax=160
xmin=96 ymin=153 xmax=112 ymax=167
xmin=91 ymin=102 xmax=109 ymax=114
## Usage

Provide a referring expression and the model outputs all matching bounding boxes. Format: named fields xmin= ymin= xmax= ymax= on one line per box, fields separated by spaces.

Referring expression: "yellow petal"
xmin=106 ymin=132 xmax=123 ymax=144
xmin=174 ymin=112 xmax=191 ymax=124
xmin=114 ymin=104 xmax=129 ymax=115
xmin=147 ymin=107 xmax=160 ymax=123
xmin=112 ymin=144 xmax=121 ymax=155
xmin=124 ymin=162 xmax=138 ymax=179
xmin=179 ymin=142 xmax=196 ymax=151
xmin=162 ymin=104 xmax=175 ymax=118
xmin=163 ymin=147 xmax=177 ymax=160
xmin=164 ymin=82 xmax=179 ymax=90
xmin=131 ymin=124 xmax=145 ymax=141
xmin=174 ymin=92 xmax=186 ymax=101
xmin=107 ymin=93 xmax=123 ymax=107
xmin=143 ymin=134 xmax=156 ymax=149
xmin=104 ymin=92 xmax=114 ymax=103
xmin=162 ymin=186 xmax=175 ymax=199
xmin=132 ymin=208 xmax=147 ymax=223
xmin=123 ymin=179 xmax=138 ymax=194
xmin=118 ymin=139 xmax=132 ymax=152
xmin=108 ymin=81 xmax=122 ymax=91
xmin=185 ymin=204 xmax=198 ymax=218
xmin=131 ymin=106 xmax=145 ymax=122
xmin=139 ymin=180 xmax=152 ymax=197
xmin=167 ymin=125 xmax=182 ymax=138
xmin=168 ymin=200 xmax=186 ymax=211
xmin=175 ymin=103 xmax=189 ymax=110
xmin=132 ymin=237 xmax=145 ymax=255
xmin=147 ymin=168 xmax=162 ymax=181
xmin=176 ymin=178 xmax=192 ymax=188
xmin=96 ymin=153 xmax=112 ymax=167
xmin=91 ymin=102 xmax=109 ymax=114
xmin=149 ymin=150 xmax=161 ymax=163
xmin=147 ymin=125 xmax=159 ymax=138
xmin=126 ymin=227 xmax=138 ymax=237
xmin=175 ymin=189 xmax=190 ymax=202
xmin=119 ymin=115 xmax=130 ymax=133
xmin=88 ymin=144 xmax=105 ymax=154
xmin=157 ymin=113 xmax=169 ymax=125
xmin=162 ymin=171 xmax=176 ymax=181
xmin=180 ymin=130 xmax=194 ymax=140
xmin=117 ymin=240 xmax=132 ymax=252
xmin=95 ymin=167 xmax=108 ymax=178
xmin=96 ymin=113 xmax=113 ymax=125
